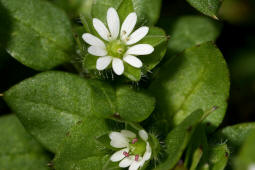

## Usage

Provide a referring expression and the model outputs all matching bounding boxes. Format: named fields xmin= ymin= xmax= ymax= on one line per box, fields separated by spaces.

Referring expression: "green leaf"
xmin=116 ymin=85 xmax=155 ymax=122
xmin=149 ymin=42 xmax=230 ymax=132
xmin=154 ymin=109 xmax=204 ymax=170
xmin=186 ymin=0 xmax=222 ymax=19
xmin=198 ymin=144 xmax=229 ymax=170
xmin=0 ymin=115 xmax=50 ymax=170
xmin=53 ymin=117 xmax=114 ymax=170
xmin=1 ymin=0 xmax=74 ymax=70
xmin=4 ymin=71 xmax=115 ymax=153
xmin=234 ymin=129 xmax=255 ymax=170
xmin=166 ymin=16 xmax=221 ymax=57
xmin=211 ymin=123 xmax=255 ymax=155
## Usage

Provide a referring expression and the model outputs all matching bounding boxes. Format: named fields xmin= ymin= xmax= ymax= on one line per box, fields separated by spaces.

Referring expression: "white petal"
xmin=143 ymin=142 xmax=152 ymax=161
xmin=110 ymin=148 xmax=129 ymax=162
xmin=109 ymin=132 xmax=129 ymax=148
xmin=126 ymin=26 xmax=149 ymax=45
xmin=96 ymin=56 xmax=112 ymax=70
xmin=93 ymin=18 xmax=110 ymax=41
xmin=107 ymin=8 xmax=120 ymax=40
xmin=126 ymin=44 xmax=154 ymax=55
xmin=88 ymin=46 xmax=107 ymax=56
xmin=119 ymin=156 xmax=134 ymax=168
xmin=123 ymin=55 xmax=142 ymax=68
xmin=139 ymin=130 xmax=148 ymax=141
xmin=121 ymin=12 xmax=137 ymax=40
xmin=112 ymin=58 xmax=124 ymax=75
xmin=121 ymin=130 xmax=136 ymax=138
xmin=82 ymin=33 xmax=106 ymax=48
xmin=129 ymin=161 xmax=141 ymax=170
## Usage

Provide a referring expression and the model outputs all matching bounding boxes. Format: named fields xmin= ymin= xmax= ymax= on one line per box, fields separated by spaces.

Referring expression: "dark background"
xmin=1 ymin=0 xmax=255 ymax=128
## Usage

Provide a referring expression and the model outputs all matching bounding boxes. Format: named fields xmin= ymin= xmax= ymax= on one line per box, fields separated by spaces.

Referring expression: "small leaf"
xmin=4 ymin=71 xmax=115 ymax=152
xmin=149 ymin=42 xmax=230 ymax=132
xmin=154 ymin=109 xmax=204 ymax=170
xmin=186 ymin=0 xmax=222 ymax=19
xmin=1 ymin=0 xmax=74 ymax=70
xmin=165 ymin=16 xmax=221 ymax=57
xmin=116 ymin=85 xmax=155 ymax=122
xmin=0 ymin=115 xmax=50 ymax=170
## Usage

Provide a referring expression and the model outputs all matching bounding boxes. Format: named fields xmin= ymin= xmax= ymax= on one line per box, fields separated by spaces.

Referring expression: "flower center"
xmin=129 ymin=138 xmax=146 ymax=155
xmin=106 ymin=40 xmax=127 ymax=58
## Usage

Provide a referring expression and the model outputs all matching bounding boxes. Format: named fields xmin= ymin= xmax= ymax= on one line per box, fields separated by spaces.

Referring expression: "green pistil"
xmin=106 ymin=40 xmax=127 ymax=58
xmin=130 ymin=138 xmax=146 ymax=155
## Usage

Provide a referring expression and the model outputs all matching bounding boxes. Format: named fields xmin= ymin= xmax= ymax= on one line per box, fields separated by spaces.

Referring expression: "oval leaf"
xmin=149 ymin=42 xmax=230 ymax=132
xmin=1 ymin=0 xmax=74 ymax=70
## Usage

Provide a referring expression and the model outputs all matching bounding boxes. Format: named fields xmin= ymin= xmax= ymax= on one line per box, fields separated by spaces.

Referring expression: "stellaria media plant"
xmin=0 ymin=0 xmax=254 ymax=170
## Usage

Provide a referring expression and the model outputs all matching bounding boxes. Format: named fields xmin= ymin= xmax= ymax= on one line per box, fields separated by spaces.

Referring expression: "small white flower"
xmin=82 ymin=7 xmax=154 ymax=76
xmin=109 ymin=129 xmax=152 ymax=170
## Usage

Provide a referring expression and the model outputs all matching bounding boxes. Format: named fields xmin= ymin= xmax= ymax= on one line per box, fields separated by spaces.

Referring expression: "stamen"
xmin=126 ymin=37 xmax=130 ymax=41
xmin=135 ymin=155 xmax=139 ymax=161
xmin=132 ymin=138 xmax=138 ymax=144
xmin=108 ymin=33 xmax=112 ymax=38
xmin=123 ymin=151 xmax=129 ymax=157
xmin=122 ymin=30 xmax=127 ymax=35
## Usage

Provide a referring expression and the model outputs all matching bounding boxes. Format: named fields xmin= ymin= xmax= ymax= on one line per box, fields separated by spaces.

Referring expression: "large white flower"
xmin=109 ymin=129 xmax=152 ymax=170
xmin=82 ymin=7 xmax=154 ymax=75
